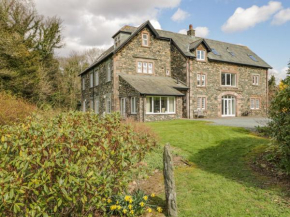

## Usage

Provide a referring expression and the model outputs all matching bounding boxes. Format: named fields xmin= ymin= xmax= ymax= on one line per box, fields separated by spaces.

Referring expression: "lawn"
xmin=146 ymin=120 xmax=290 ymax=217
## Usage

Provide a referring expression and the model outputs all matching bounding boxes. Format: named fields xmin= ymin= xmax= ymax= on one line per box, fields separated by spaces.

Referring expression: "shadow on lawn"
xmin=189 ymin=135 xmax=275 ymax=189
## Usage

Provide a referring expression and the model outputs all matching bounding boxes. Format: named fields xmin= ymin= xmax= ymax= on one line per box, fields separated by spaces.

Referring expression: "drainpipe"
xmin=187 ymin=58 xmax=191 ymax=119
xmin=266 ymin=69 xmax=269 ymax=115
xmin=143 ymin=95 xmax=145 ymax=122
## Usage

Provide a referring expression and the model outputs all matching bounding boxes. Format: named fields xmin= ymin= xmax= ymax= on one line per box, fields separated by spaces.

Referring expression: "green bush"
xmin=268 ymin=61 xmax=290 ymax=173
xmin=0 ymin=112 xmax=157 ymax=216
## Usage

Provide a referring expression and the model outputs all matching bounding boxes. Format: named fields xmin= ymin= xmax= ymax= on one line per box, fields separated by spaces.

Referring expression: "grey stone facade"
xmin=80 ymin=21 xmax=270 ymax=122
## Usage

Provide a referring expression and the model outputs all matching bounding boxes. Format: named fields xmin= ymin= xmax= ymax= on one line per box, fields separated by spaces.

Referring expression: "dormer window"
xmin=197 ymin=50 xmax=205 ymax=61
xmin=142 ymin=33 xmax=149 ymax=46
xmin=114 ymin=35 xmax=121 ymax=47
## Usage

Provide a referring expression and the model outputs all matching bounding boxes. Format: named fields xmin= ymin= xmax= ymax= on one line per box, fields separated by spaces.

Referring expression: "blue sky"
xmin=159 ymin=0 xmax=290 ymax=79
xmin=35 ymin=0 xmax=290 ymax=80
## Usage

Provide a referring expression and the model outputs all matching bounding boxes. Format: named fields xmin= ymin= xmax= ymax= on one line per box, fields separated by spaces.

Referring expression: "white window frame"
xmin=90 ymin=73 xmax=93 ymax=88
xmin=166 ymin=69 xmax=170 ymax=76
xmin=197 ymin=50 xmax=205 ymax=61
xmin=114 ymin=35 xmax=121 ymax=48
xmin=131 ymin=97 xmax=137 ymax=114
xmin=197 ymin=73 xmax=206 ymax=87
xmin=148 ymin=63 xmax=153 ymax=74
xmin=146 ymin=96 xmax=176 ymax=114
xmin=107 ymin=64 xmax=111 ymax=82
xmin=95 ymin=71 xmax=99 ymax=86
xmin=120 ymin=97 xmax=126 ymax=116
xmin=197 ymin=97 xmax=206 ymax=110
xmin=82 ymin=77 xmax=85 ymax=90
xmin=82 ymin=99 xmax=86 ymax=112
xmin=250 ymin=98 xmax=260 ymax=110
xmin=137 ymin=62 xmax=142 ymax=73
xmin=221 ymin=73 xmax=237 ymax=87
xmin=142 ymin=33 xmax=149 ymax=46
xmin=95 ymin=97 xmax=100 ymax=114
xmin=137 ymin=61 xmax=153 ymax=74
xmin=106 ymin=95 xmax=111 ymax=113
xmin=252 ymin=75 xmax=259 ymax=85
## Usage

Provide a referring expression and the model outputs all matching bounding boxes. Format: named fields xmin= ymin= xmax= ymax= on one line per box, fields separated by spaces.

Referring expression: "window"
xmin=120 ymin=98 xmax=126 ymax=116
xmin=95 ymin=71 xmax=99 ymax=86
xmin=197 ymin=97 xmax=206 ymax=110
xmin=197 ymin=50 xmax=205 ymax=61
xmin=137 ymin=61 xmax=153 ymax=74
xmin=249 ymin=55 xmax=258 ymax=62
xmin=197 ymin=73 xmax=206 ymax=87
xmin=114 ymin=35 xmax=120 ymax=47
xmin=250 ymin=98 xmax=260 ymax=110
xmin=137 ymin=62 xmax=142 ymax=73
xmin=107 ymin=64 xmax=111 ymax=82
xmin=95 ymin=97 xmax=99 ymax=114
xmin=90 ymin=73 xmax=93 ymax=88
xmin=142 ymin=62 xmax=147 ymax=73
xmin=146 ymin=96 xmax=175 ymax=114
xmin=221 ymin=73 xmax=236 ymax=87
xmin=166 ymin=69 xmax=170 ymax=76
xmin=252 ymin=75 xmax=259 ymax=85
xmin=148 ymin=63 xmax=153 ymax=74
xmin=106 ymin=95 xmax=111 ymax=113
xmin=142 ymin=33 xmax=149 ymax=46
xmin=212 ymin=48 xmax=219 ymax=55
xmin=131 ymin=97 xmax=137 ymax=114
xmin=82 ymin=77 xmax=85 ymax=90
xmin=82 ymin=99 xmax=86 ymax=112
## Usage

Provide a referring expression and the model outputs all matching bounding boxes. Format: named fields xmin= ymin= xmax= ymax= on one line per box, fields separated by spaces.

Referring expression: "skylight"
xmin=212 ymin=48 xmax=220 ymax=55
xmin=229 ymin=52 xmax=235 ymax=57
xmin=249 ymin=55 xmax=258 ymax=62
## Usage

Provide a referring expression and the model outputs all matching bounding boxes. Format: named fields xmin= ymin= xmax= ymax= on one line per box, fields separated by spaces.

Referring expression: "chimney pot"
xmin=187 ymin=24 xmax=195 ymax=36
xmin=189 ymin=24 xmax=193 ymax=30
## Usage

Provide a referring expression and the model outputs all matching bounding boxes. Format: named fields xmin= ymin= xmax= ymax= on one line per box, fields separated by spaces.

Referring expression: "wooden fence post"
xmin=163 ymin=143 xmax=178 ymax=217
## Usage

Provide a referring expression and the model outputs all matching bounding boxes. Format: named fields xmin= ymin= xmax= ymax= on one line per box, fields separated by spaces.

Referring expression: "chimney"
xmin=187 ymin=24 xmax=195 ymax=36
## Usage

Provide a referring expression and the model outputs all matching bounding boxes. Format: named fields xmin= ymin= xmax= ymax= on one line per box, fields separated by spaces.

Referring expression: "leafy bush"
xmin=0 ymin=92 xmax=37 ymax=125
xmin=104 ymin=190 xmax=162 ymax=216
xmin=268 ymin=61 xmax=290 ymax=173
xmin=0 ymin=112 xmax=157 ymax=216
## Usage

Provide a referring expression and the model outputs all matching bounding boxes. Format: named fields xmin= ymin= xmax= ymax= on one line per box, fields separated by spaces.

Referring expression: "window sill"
xmin=141 ymin=45 xmax=150 ymax=48
xmin=146 ymin=112 xmax=176 ymax=115
xmin=197 ymin=86 xmax=206 ymax=88
xmin=196 ymin=59 xmax=206 ymax=62
xmin=131 ymin=113 xmax=137 ymax=115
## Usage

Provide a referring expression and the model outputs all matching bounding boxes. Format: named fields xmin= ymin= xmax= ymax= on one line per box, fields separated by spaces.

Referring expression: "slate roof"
xmin=79 ymin=20 xmax=271 ymax=75
xmin=120 ymin=75 xmax=187 ymax=96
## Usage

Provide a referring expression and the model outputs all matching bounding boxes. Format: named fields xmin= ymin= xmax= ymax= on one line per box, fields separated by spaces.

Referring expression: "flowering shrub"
xmin=0 ymin=92 xmax=37 ymax=125
xmin=0 ymin=112 xmax=157 ymax=216
xmin=105 ymin=190 xmax=162 ymax=216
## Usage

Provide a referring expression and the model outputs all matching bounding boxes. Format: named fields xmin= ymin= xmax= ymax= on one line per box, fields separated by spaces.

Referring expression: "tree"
xmin=0 ymin=0 xmax=63 ymax=105
xmin=268 ymin=59 xmax=290 ymax=173
xmin=268 ymin=75 xmax=278 ymax=103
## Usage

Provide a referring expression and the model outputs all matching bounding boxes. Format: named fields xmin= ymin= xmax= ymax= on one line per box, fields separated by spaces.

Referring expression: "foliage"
xmin=147 ymin=120 xmax=290 ymax=216
xmin=104 ymin=190 xmax=162 ymax=216
xmin=268 ymin=60 xmax=290 ymax=173
xmin=268 ymin=75 xmax=278 ymax=103
xmin=0 ymin=91 xmax=37 ymax=125
xmin=0 ymin=0 xmax=62 ymax=104
xmin=0 ymin=112 xmax=157 ymax=216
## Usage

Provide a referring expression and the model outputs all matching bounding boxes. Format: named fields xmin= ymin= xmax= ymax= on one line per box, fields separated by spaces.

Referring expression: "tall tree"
xmin=0 ymin=0 xmax=63 ymax=104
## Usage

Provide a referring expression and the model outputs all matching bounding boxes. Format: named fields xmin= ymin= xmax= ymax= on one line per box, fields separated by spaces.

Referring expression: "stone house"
xmin=79 ymin=21 xmax=271 ymax=121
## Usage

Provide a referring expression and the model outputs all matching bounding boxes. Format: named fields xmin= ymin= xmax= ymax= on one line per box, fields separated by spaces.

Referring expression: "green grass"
xmin=146 ymin=120 xmax=290 ymax=217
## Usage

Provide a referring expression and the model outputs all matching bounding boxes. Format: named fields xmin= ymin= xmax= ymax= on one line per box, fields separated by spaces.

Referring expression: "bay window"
xmin=221 ymin=73 xmax=236 ymax=87
xmin=146 ymin=96 xmax=175 ymax=114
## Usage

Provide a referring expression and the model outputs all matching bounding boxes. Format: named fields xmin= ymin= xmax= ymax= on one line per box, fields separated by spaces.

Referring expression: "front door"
xmin=222 ymin=95 xmax=236 ymax=117
xmin=120 ymin=98 xmax=126 ymax=117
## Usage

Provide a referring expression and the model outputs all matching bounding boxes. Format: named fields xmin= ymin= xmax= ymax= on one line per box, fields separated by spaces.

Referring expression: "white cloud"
xmin=195 ymin=27 xmax=210 ymax=38
xmin=178 ymin=27 xmax=210 ymax=38
xmin=33 ymin=0 xmax=181 ymax=56
xmin=271 ymin=8 xmax=290 ymax=25
xmin=269 ymin=66 xmax=288 ymax=82
xmin=222 ymin=1 xmax=282 ymax=33
xmin=171 ymin=8 xmax=190 ymax=22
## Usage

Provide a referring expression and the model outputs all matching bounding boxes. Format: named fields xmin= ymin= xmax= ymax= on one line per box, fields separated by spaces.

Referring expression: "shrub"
xmin=268 ymin=61 xmax=290 ymax=173
xmin=0 ymin=112 xmax=157 ymax=216
xmin=0 ymin=92 xmax=37 ymax=125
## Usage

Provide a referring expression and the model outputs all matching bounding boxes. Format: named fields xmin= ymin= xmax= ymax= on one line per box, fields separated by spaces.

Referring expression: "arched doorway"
xmin=222 ymin=95 xmax=236 ymax=117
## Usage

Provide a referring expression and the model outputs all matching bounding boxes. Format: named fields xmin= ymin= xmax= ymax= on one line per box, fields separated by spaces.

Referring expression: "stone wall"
xmin=81 ymin=57 xmax=114 ymax=115
xmin=189 ymin=52 xmax=268 ymax=118
xmin=170 ymin=44 xmax=187 ymax=84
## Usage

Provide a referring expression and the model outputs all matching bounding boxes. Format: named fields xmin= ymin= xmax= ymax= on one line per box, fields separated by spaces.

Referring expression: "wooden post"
xmin=163 ymin=143 xmax=178 ymax=217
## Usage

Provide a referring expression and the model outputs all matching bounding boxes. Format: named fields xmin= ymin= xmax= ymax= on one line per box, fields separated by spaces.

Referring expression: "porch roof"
xmin=120 ymin=75 xmax=187 ymax=96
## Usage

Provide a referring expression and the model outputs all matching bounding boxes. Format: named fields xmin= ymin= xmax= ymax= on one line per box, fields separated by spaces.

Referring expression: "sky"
xmin=33 ymin=0 xmax=290 ymax=81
